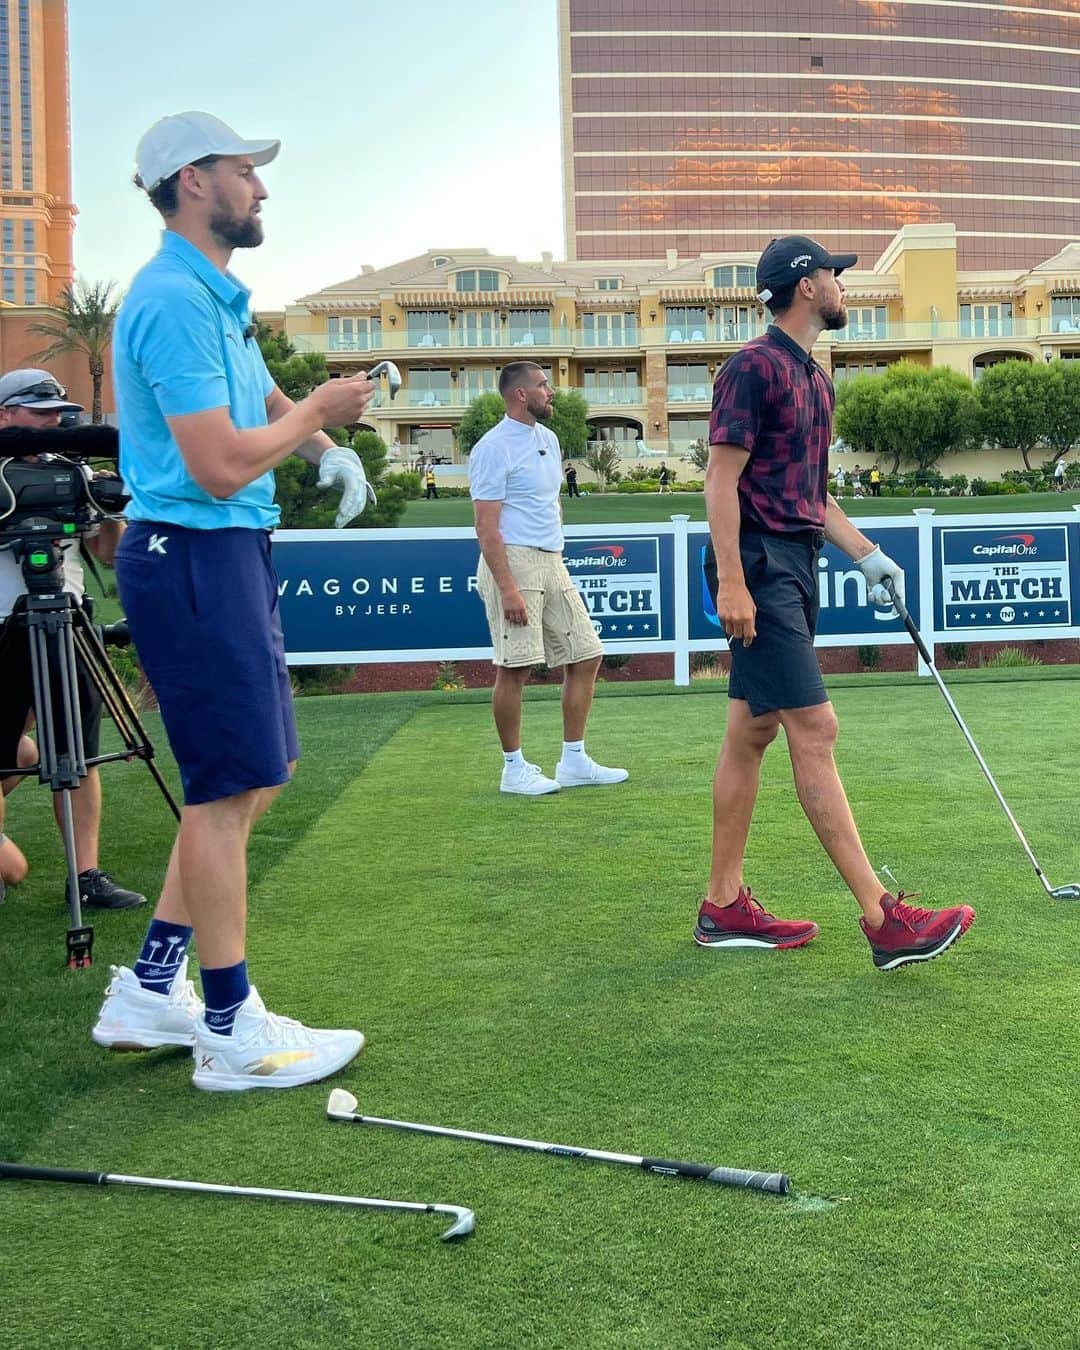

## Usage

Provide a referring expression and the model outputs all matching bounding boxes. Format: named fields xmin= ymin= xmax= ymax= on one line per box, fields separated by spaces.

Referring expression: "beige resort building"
xmin=282 ymin=223 xmax=1080 ymax=479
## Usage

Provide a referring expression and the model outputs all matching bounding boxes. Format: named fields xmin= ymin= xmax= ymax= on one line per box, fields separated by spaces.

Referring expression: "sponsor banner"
xmin=685 ymin=524 xmax=920 ymax=642
xmin=564 ymin=534 xmax=673 ymax=642
xmin=273 ymin=530 xmax=674 ymax=657
xmin=936 ymin=526 xmax=1072 ymax=631
xmin=274 ymin=535 xmax=488 ymax=654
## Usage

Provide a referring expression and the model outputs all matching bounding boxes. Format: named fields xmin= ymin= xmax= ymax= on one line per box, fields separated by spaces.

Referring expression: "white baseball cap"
xmin=0 ymin=368 xmax=83 ymax=413
xmin=135 ymin=111 xmax=279 ymax=192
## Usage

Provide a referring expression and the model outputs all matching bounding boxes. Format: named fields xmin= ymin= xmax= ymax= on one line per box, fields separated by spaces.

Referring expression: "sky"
xmin=68 ymin=1 xmax=565 ymax=310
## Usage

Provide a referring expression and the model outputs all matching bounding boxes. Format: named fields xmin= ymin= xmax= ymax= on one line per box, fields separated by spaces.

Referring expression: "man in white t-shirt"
xmin=469 ymin=361 xmax=628 ymax=796
xmin=1054 ymin=458 xmax=1066 ymax=491
xmin=0 ymin=368 xmax=145 ymax=910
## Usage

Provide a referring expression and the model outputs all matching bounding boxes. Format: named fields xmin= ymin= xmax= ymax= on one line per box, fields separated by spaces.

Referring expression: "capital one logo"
xmin=565 ymin=544 xmax=629 ymax=569
xmin=972 ymin=533 xmax=1038 ymax=559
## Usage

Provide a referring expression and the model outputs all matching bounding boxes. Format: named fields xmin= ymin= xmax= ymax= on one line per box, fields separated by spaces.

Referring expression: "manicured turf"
xmin=2 ymin=677 xmax=1078 ymax=1348
xmin=401 ymin=489 xmax=1080 ymax=528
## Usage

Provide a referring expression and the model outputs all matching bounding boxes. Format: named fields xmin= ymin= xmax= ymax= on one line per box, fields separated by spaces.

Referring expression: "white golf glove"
xmin=316 ymin=447 xmax=378 ymax=528
xmin=857 ymin=545 xmax=904 ymax=613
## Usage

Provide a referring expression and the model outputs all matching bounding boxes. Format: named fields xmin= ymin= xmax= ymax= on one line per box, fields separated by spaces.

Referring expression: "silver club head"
xmin=366 ymin=360 xmax=402 ymax=399
xmin=436 ymin=1205 xmax=476 ymax=1241
xmin=326 ymin=1088 xmax=359 ymax=1118
xmin=1049 ymin=883 xmax=1080 ymax=900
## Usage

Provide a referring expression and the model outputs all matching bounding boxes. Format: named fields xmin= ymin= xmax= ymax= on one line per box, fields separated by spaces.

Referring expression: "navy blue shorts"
xmin=116 ymin=523 xmax=299 ymax=805
xmin=704 ymin=529 xmax=828 ymax=718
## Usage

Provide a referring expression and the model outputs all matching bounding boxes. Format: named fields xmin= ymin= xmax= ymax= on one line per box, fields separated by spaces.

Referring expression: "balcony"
xmin=660 ymin=320 xmax=767 ymax=346
xmin=577 ymin=386 xmax=644 ymax=407
xmin=666 ymin=384 xmax=711 ymax=403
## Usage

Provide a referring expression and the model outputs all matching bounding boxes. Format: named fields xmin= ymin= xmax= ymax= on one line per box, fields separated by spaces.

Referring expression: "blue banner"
xmin=563 ymin=533 xmax=675 ymax=642
xmin=685 ymin=524 xmax=920 ymax=641
xmin=935 ymin=525 xmax=1073 ymax=631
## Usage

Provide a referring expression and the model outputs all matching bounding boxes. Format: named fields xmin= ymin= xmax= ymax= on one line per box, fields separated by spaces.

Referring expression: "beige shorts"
xmin=478 ymin=546 xmax=605 ymax=668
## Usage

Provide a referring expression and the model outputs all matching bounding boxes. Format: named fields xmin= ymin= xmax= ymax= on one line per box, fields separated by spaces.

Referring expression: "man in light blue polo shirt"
xmin=92 ymin=112 xmax=377 ymax=1092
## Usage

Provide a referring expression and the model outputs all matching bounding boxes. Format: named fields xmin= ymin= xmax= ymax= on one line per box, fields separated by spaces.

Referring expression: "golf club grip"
xmin=883 ymin=580 xmax=934 ymax=665
xmin=640 ymin=1158 xmax=791 ymax=1194
xmin=0 ymin=1162 xmax=106 ymax=1186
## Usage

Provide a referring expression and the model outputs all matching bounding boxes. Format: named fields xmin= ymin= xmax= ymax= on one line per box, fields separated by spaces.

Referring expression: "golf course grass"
xmin=400 ymin=490 xmax=1080 ymax=528
xmin=1 ymin=675 xmax=1077 ymax=1348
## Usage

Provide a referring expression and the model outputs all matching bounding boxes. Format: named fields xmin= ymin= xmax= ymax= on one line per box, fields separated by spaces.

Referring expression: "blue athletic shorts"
xmin=116 ymin=522 xmax=299 ymax=805
xmin=704 ymin=529 xmax=828 ymax=718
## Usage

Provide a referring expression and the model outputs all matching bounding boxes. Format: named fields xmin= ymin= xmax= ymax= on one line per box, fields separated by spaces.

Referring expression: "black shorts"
xmin=0 ymin=611 xmax=103 ymax=772
xmin=704 ymin=529 xmax=828 ymax=718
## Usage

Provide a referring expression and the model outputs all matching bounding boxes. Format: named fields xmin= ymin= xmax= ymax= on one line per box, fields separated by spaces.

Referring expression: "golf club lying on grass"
xmin=327 ymin=1090 xmax=790 ymax=1196
xmin=885 ymin=578 xmax=1080 ymax=901
xmin=0 ymin=1160 xmax=475 ymax=1242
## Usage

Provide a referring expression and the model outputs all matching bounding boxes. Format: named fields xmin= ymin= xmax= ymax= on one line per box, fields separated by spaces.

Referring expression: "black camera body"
xmin=0 ymin=423 xmax=129 ymax=541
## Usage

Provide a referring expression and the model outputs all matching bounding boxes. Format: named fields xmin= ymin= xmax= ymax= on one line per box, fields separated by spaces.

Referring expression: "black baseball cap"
xmin=755 ymin=236 xmax=858 ymax=304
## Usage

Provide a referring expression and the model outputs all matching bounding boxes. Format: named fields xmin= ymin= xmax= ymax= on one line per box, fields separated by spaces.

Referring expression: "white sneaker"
xmin=500 ymin=761 xmax=561 ymax=796
xmin=191 ymin=987 xmax=364 ymax=1092
xmin=91 ymin=960 xmax=204 ymax=1051
xmin=555 ymin=757 xmax=629 ymax=787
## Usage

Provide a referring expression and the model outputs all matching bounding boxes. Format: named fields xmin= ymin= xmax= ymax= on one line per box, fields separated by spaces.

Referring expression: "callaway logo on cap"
xmin=755 ymin=236 xmax=858 ymax=304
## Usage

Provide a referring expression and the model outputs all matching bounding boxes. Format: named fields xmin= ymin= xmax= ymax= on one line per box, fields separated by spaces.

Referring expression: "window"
xmin=454 ymin=269 xmax=500 ymax=292
xmin=582 ymin=368 xmax=640 ymax=405
xmin=22 ymin=267 xmax=33 ymax=303
xmin=407 ymin=309 xmax=450 ymax=348
xmin=431 ymin=256 xmax=450 ymax=268
xmin=580 ymin=311 xmax=637 ymax=347
xmin=460 ymin=366 xmax=497 ymax=398
xmin=960 ymin=303 xmax=1013 ymax=339
xmin=508 ymin=308 xmax=550 ymax=346
xmin=458 ymin=310 xmax=495 ymax=347
xmin=667 ymin=362 xmax=710 ymax=402
xmin=407 ymin=367 xmax=452 ymax=407
xmin=837 ymin=307 xmax=888 ymax=342
xmin=2 ymin=269 xmax=14 ymax=303
xmin=669 ymin=415 xmax=710 ymax=449
xmin=326 ymin=316 xmax=381 ymax=352
xmin=21 ymin=219 xmax=32 ymax=252
xmin=595 ymin=278 xmax=621 ymax=291
xmin=711 ymin=266 xmax=755 ymax=289
xmin=833 ymin=362 xmax=889 ymax=382
xmin=1050 ymin=296 xmax=1080 ymax=334
xmin=666 ymin=306 xmax=706 ymax=343
xmin=718 ymin=306 xmax=758 ymax=341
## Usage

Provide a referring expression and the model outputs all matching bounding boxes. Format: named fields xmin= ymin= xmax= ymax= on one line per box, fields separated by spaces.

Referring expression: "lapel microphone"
xmin=243 ymin=323 xmax=257 ymax=341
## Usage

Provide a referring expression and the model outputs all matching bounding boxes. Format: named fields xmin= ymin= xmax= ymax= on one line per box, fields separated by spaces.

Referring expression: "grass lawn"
xmin=1 ymin=676 xmax=1078 ymax=1348
xmin=401 ymin=490 xmax=1080 ymax=528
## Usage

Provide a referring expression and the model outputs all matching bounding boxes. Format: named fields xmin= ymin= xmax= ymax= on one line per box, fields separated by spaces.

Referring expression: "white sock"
xmin=561 ymin=740 xmax=585 ymax=761
xmin=503 ymin=749 xmax=525 ymax=769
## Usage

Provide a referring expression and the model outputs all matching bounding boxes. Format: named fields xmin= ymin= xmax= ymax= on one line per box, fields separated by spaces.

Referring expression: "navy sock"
xmin=201 ymin=961 xmax=250 ymax=1036
xmin=133 ymin=920 xmax=193 ymax=994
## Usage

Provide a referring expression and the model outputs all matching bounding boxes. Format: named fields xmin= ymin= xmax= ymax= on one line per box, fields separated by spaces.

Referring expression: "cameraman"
xmin=0 ymin=368 xmax=146 ymax=910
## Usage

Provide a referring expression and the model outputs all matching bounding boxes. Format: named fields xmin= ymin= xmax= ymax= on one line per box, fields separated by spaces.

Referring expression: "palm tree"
xmin=28 ymin=280 xmax=120 ymax=424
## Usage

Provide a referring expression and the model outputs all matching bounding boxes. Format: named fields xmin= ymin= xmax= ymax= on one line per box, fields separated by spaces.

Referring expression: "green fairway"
xmin=2 ymin=677 xmax=1078 ymax=1348
xmin=401 ymin=490 xmax=1080 ymax=528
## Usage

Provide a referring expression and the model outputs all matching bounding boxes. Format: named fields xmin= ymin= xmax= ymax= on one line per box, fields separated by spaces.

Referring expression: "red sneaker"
xmin=861 ymin=891 xmax=975 ymax=971
xmin=693 ymin=887 xmax=818 ymax=950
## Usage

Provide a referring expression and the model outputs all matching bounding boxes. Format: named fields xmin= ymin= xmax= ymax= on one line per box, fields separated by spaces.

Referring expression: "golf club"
xmin=366 ymin=360 xmax=402 ymax=400
xmin=327 ymin=1090 xmax=790 ymax=1196
xmin=0 ymin=1160 xmax=475 ymax=1241
xmin=885 ymin=578 xmax=1080 ymax=900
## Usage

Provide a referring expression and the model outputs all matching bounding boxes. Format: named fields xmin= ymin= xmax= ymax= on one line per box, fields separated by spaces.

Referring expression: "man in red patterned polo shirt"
xmin=695 ymin=236 xmax=975 ymax=972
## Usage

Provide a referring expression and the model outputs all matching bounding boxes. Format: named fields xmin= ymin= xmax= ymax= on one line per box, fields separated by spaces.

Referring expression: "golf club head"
xmin=437 ymin=1206 xmax=476 ymax=1241
xmin=366 ymin=360 xmax=402 ymax=400
xmin=326 ymin=1088 xmax=359 ymax=1119
xmin=1049 ymin=883 xmax=1080 ymax=900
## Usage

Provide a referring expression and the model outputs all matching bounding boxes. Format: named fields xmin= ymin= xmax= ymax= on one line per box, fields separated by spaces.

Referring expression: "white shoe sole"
xmin=555 ymin=773 xmax=629 ymax=788
xmin=191 ymin=1033 xmax=364 ymax=1092
xmin=501 ymin=782 xmax=561 ymax=796
xmin=91 ymin=1024 xmax=196 ymax=1051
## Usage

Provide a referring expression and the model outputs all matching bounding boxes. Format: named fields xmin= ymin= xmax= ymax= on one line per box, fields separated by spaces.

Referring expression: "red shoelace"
xmin=890 ymin=891 xmax=935 ymax=927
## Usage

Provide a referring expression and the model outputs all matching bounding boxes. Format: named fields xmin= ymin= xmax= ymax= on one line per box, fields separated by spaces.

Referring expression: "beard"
xmin=209 ymin=203 xmax=264 ymax=250
xmin=528 ymin=394 xmax=553 ymax=420
xmin=820 ymin=302 xmax=848 ymax=332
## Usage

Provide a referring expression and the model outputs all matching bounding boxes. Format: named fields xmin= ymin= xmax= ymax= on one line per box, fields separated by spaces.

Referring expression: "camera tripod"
xmin=0 ymin=535 xmax=179 ymax=969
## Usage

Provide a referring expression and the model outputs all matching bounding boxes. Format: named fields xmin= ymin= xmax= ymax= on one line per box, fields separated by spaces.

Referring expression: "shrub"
xmin=529 ymin=662 xmax=551 ymax=680
xmin=290 ymin=664 xmax=354 ymax=696
xmin=913 ymin=486 xmax=933 ymax=497
xmin=970 ymin=477 xmax=987 ymax=496
xmin=982 ymin=647 xmax=1042 ymax=668
xmin=384 ymin=470 xmax=421 ymax=499
xmin=948 ymin=474 xmax=968 ymax=494
xmin=602 ymin=653 xmax=632 ymax=669
xmin=431 ymin=660 xmax=466 ymax=691
xmin=857 ymin=645 xmax=882 ymax=668
xmin=942 ymin=642 xmax=969 ymax=664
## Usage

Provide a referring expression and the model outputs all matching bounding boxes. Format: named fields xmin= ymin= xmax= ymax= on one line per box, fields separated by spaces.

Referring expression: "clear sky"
xmin=68 ymin=0 xmax=565 ymax=310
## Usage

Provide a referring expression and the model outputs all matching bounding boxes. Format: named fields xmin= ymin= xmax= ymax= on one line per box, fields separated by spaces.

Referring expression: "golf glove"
xmin=317 ymin=447 xmax=378 ymax=528
xmin=857 ymin=545 xmax=904 ymax=613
